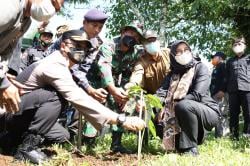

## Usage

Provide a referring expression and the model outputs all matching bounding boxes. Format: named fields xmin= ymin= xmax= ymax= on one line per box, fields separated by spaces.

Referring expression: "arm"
xmin=71 ymin=58 xmax=108 ymax=103
xmin=124 ymin=61 xmax=144 ymax=90
xmin=97 ymin=44 xmax=128 ymax=103
xmin=155 ymin=73 xmax=172 ymax=104
xmin=43 ymin=65 xmax=144 ymax=131
xmin=184 ymin=63 xmax=210 ymax=101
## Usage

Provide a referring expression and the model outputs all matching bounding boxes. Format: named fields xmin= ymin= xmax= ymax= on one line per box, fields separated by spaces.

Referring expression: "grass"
xmin=37 ymin=131 xmax=250 ymax=166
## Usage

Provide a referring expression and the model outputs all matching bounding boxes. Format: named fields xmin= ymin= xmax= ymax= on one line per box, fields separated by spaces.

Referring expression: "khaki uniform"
xmin=125 ymin=48 xmax=171 ymax=94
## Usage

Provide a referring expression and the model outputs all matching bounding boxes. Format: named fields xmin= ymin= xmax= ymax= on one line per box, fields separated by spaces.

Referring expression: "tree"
xmin=105 ymin=0 xmax=250 ymax=58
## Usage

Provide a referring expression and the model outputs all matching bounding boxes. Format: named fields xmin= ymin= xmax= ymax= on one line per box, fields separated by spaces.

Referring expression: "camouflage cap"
xmin=143 ymin=30 xmax=158 ymax=39
xmin=120 ymin=20 xmax=143 ymax=36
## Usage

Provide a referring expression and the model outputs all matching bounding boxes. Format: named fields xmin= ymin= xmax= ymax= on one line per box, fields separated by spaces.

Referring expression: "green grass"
xmin=39 ymin=131 xmax=250 ymax=166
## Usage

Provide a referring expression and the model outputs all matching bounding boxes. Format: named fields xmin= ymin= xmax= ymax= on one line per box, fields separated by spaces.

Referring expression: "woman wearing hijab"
xmin=156 ymin=40 xmax=220 ymax=155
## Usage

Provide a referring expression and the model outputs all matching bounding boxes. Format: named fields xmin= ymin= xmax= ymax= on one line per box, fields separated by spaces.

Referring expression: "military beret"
xmin=62 ymin=30 xmax=92 ymax=48
xmin=84 ymin=8 xmax=108 ymax=22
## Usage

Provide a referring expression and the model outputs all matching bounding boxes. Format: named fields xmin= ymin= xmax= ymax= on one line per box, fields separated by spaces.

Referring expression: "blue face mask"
xmin=144 ymin=41 xmax=161 ymax=55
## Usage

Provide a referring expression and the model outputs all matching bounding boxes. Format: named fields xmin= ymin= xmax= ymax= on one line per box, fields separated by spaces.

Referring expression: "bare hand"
xmin=111 ymin=87 xmax=129 ymax=104
xmin=122 ymin=116 xmax=146 ymax=131
xmin=90 ymin=88 xmax=108 ymax=103
xmin=0 ymin=83 xmax=21 ymax=113
xmin=214 ymin=91 xmax=224 ymax=101
xmin=135 ymin=100 xmax=145 ymax=113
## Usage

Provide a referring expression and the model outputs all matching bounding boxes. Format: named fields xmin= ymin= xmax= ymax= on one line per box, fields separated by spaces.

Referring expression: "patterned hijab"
xmin=170 ymin=40 xmax=196 ymax=74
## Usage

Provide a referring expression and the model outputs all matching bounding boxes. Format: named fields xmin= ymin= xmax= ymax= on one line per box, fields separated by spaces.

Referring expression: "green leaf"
xmin=148 ymin=120 xmax=157 ymax=138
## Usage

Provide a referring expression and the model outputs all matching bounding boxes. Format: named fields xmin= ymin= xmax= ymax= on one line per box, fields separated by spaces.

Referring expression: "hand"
xmin=0 ymin=83 xmax=21 ymax=114
xmin=122 ymin=116 xmax=146 ymax=131
xmin=89 ymin=88 xmax=108 ymax=103
xmin=111 ymin=87 xmax=129 ymax=104
xmin=214 ymin=91 xmax=224 ymax=101
xmin=135 ymin=99 xmax=145 ymax=113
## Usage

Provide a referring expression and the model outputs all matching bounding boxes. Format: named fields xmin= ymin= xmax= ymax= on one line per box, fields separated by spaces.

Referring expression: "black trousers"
xmin=175 ymin=100 xmax=219 ymax=149
xmin=4 ymin=88 xmax=69 ymax=143
xmin=228 ymin=91 xmax=250 ymax=135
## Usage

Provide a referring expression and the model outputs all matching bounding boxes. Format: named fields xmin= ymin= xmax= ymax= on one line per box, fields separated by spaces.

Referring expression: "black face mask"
xmin=40 ymin=40 xmax=51 ymax=48
xmin=67 ymin=47 xmax=87 ymax=63
xmin=121 ymin=35 xmax=137 ymax=50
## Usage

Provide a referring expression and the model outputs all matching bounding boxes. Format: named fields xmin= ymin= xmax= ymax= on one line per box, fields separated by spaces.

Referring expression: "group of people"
xmin=0 ymin=0 xmax=249 ymax=164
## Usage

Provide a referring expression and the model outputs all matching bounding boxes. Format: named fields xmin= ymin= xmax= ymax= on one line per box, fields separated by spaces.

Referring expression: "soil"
xmin=0 ymin=151 xmax=157 ymax=166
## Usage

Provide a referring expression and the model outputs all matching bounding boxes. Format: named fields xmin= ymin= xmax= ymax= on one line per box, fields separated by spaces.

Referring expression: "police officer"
xmin=2 ymin=30 xmax=145 ymax=164
xmin=20 ymin=29 xmax=53 ymax=71
xmin=226 ymin=37 xmax=250 ymax=139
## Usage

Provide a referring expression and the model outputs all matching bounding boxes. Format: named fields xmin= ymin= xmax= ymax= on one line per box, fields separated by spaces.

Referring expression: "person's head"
xmin=26 ymin=0 xmax=64 ymax=22
xmin=56 ymin=24 xmax=69 ymax=38
xmin=39 ymin=29 xmax=53 ymax=48
xmin=60 ymin=30 xmax=93 ymax=67
xmin=170 ymin=40 xmax=194 ymax=73
xmin=83 ymin=8 xmax=108 ymax=39
xmin=211 ymin=52 xmax=225 ymax=66
xmin=120 ymin=21 xmax=143 ymax=53
xmin=142 ymin=30 xmax=161 ymax=60
xmin=232 ymin=36 xmax=246 ymax=57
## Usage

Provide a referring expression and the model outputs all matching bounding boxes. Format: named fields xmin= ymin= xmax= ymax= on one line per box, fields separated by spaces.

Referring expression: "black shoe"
xmin=181 ymin=147 xmax=199 ymax=156
xmin=14 ymin=133 xmax=48 ymax=164
xmin=15 ymin=148 xmax=48 ymax=164
xmin=110 ymin=145 xmax=133 ymax=154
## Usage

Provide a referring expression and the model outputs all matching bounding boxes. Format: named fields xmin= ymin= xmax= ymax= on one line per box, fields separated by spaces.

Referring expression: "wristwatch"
xmin=117 ymin=114 xmax=126 ymax=126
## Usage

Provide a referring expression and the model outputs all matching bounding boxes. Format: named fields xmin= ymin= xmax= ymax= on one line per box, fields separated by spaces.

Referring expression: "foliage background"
xmin=68 ymin=0 xmax=250 ymax=59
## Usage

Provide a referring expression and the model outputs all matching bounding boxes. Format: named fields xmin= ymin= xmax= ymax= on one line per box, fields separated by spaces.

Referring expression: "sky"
xmin=24 ymin=1 xmax=110 ymax=40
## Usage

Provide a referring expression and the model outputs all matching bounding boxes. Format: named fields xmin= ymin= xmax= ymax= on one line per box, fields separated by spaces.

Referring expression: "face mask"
xmin=232 ymin=45 xmax=245 ymax=55
xmin=67 ymin=47 xmax=87 ymax=63
xmin=31 ymin=0 xmax=56 ymax=22
xmin=144 ymin=41 xmax=161 ymax=55
xmin=40 ymin=40 xmax=51 ymax=48
xmin=175 ymin=52 xmax=193 ymax=65
xmin=121 ymin=35 xmax=137 ymax=49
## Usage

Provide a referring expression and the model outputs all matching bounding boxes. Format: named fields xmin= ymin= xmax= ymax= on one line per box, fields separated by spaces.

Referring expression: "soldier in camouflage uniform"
xmin=88 ymin=22 xmax=144 ymax=153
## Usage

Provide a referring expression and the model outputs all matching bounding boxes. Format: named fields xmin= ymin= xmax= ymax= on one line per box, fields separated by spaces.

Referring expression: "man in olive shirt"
xmin=125 ymin=30 xmax=171 ymax=94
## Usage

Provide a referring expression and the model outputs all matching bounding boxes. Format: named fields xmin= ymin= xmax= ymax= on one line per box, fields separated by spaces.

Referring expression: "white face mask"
xmin=232 ymin=44 xmax=246 ymax=55
xmin=175 ymin=52 xmax=193 ymax=65
xmin=144 ymin=41 xmax=161 ymax=55
xmin=30 ymin=0 xmax=56 ymax=22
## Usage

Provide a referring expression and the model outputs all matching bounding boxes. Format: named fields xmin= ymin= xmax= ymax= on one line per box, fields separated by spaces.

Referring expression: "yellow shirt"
xmin=125 ymin=48 xmax=171 ymax=94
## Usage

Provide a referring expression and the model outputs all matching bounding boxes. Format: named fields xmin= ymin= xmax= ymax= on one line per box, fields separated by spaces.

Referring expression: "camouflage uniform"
xmin=87 ymin=36 xmax=143 ymax=131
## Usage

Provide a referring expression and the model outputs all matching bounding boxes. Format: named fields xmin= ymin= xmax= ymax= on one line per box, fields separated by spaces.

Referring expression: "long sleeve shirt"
xmin=210 ymin=62 xmax=227 ymax=96
xmin=0 ymin=0 xmax=31 ymax=89
xmin=225 ymin=54 xmax=250 ymax=93
xmin=46 ymin=28 xmax=103 ymax=91
xmin=16 ymin=51 xmax=118 ymax=130
xmin=125 ymin=48 xmax=171 ymax=94
xmin=156 ymin=62 xmax=219 ymax=112
xmin=97 ymin=36 xmax=143 ymax=88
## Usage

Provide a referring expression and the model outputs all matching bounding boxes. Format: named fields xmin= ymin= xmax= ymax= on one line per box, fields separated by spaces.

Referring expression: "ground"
xmin=0 ymin=150 xmax=158 ymax=166
xmin=0 ymin=133 xmax=162 ymax=166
